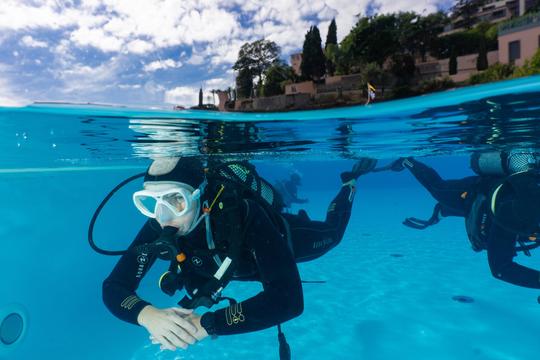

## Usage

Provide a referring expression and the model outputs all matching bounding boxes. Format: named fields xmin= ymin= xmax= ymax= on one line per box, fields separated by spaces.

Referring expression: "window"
xmin=509 ymin=40 xmax=521 ymax=63
xmin=492 ymin=9 xmax=505 ymax=19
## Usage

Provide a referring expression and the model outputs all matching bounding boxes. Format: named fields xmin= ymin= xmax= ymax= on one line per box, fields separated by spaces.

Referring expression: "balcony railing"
xmin=499 ymin=11 xmax=540 ymax=35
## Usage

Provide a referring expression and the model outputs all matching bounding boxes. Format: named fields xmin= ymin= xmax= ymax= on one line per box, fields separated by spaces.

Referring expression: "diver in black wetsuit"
xmin=102 ymin=157 xmax=377 ymax=353
xmin=392 ymin=151 xmax=540 ymax=290
xmin=273 ymin=172 xmax=308 ymax=210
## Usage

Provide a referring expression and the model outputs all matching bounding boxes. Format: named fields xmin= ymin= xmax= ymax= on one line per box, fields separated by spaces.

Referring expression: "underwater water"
xmin=1 ymin=76 xmax=540 ymax=360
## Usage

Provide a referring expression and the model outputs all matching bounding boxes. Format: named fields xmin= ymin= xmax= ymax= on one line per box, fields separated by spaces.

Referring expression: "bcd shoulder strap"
xmin=178 ymin=187 xmax=246 ymax=309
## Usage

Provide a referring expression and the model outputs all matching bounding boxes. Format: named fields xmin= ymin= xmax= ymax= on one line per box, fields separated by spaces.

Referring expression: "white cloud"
xmin=187 ymin=54 xmax=205 ymax=65
xmin=144 ymin=80 xmax=166 ymax=95
xmin=20 ymin=35 xmax=48 ymax=48
xmin=164 ymin=86 xmax=199 ymax=106
xmin=126 ymin=39 xmax=155 ymax=54
xmin=143 ymin=59 xmax=183 ymax=72
xmin=0 ymin=93 xmax=27 ymax=106
xmin=0 ymin=1 xmax=74 ymax=31
xmin=0 ymin=0 xmax=446 ymax=107
xmin=54 ymin=57 xmax=123 ymax=94
xmin=204 ymin=72 xmax=235 ymax=90
xmin=118 ymin=84 xmax=142 ymax=89
xmin=0 ymin=68 xmax=29 ymax=106
xmin=70 ymin=27 xmax=123 ymax=52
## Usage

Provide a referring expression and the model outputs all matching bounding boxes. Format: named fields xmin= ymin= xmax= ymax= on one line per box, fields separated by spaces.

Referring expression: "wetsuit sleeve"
xmin=102 ymin=219 xmax=161 ymax=325
xmin=404 ymin=158 xmax=479 ymax=215
xmin=201 ymin=200 xmax=303 ymax=335
xmin=486 ymin=223 xmax=540 ymax=288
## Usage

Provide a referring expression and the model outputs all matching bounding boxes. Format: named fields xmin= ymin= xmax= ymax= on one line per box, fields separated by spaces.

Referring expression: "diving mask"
xmin=133 ymin=182 xmax=201 ymax=219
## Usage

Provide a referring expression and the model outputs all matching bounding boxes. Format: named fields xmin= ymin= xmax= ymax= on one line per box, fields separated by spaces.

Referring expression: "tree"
xmin=340 ymin=14 xmax=400 ymax=68
xmin=262 ymin=63 xmax=295 ymax=97
xmin=198 ymin=87 xmax=203 ymax=106
xmin=236 ymin=68 xmax=253 ymax=99
xmin=449 ymin=48 xmax=458 ymax=75
xmin=389 ymin=53 xmax=416 ymax=85
xmin=325 ymin=19 xmax=338 ymax=76
xmin=325 ymin=43 xmax=339 ymax=76
xmin=301 ymin=26 xmax=326 ymax=80
xmin=416 ymin=12 xmax=449 ymax=62
xmin=233 ymin=39 xmax=280 ymax=92
xmin=360 ymin=62 xmax=390 ymax=96
xmin=476 ymin=38 xmax=488 ymax=71
xmin=451 ymin=0 xmax=486 ymax=30
xmin=325 ymin=19 xmax=337 ymax=49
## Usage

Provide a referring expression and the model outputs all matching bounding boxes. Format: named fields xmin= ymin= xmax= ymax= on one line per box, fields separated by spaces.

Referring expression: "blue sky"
xmin=0 ymin=0 xmax=451 ymax=107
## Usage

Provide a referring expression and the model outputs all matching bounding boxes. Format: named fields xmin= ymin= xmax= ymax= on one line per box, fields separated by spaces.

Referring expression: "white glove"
xmin=137 ymin=305 xmax=198 ymax=351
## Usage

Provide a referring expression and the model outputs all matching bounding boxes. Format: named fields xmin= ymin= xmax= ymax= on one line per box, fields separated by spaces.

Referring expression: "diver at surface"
xmin=99 ymin=157 xmax=377 ymax=355
xmin=273 ymin=171 xmax=309 ymax=210
xmin=391 ymin=150 xmax=540 ymax=290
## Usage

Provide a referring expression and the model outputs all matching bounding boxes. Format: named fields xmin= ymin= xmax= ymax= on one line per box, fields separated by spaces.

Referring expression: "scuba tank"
xmin=470 ymin=149 xmax=540 ymax=176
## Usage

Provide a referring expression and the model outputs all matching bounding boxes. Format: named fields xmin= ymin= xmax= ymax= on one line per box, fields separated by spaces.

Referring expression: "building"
xmin=416 ymin=11 xmax=540 ymax=80
xmin=416 ymin=51 xmax=500 ymax=81
xmin=284 ymin=74 xmax=363 ymax=96
xmin=498 ymin=11 xmax=540 ymax=65
xmin=290 ymin=53 xmax=302 ymax=76
xmin=443 ymin=0 xmax=536 ymax=35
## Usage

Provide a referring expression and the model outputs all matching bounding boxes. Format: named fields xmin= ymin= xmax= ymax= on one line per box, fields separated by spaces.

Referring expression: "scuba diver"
xmin=273 ymin=171 xmax=309 ymax=210
xmin=95 ymin=157 xmax=377 ymax=357
xmin=391 ymin=150 xmax=540 ymax=290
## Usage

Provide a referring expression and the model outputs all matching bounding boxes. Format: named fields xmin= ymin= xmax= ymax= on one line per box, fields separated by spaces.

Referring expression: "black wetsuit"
xmin=404 ymin=158 xmax=540 ymax=289
xmin=274 ymin=178 xmax=308 ymax=209
xmin=102 ymin=183 xmax=356 ymax=335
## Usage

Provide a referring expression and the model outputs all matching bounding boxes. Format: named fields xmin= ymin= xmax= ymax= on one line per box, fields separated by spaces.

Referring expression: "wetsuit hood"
xmin=144 ymin=157 xmax=205 ymax=187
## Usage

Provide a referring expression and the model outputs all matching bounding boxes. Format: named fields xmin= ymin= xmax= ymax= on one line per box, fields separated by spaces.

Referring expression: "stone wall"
xmin=252 ymin=93 xmax=311 ymax=111
xmin=416 ymin=50 xmax=499 ymax=82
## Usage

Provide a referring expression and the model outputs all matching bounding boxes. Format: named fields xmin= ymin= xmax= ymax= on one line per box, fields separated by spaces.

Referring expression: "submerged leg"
xmin=284 ymin=158 xmax=376 ymax=263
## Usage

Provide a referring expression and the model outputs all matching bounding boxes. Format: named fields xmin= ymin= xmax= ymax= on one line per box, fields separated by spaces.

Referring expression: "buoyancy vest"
xmin=158 ymin=161 xmax=287 ymax=309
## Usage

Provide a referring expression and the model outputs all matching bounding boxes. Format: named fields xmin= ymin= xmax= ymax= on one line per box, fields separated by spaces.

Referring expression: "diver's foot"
xmin=340 ymin=158 xmax=377 ymax=183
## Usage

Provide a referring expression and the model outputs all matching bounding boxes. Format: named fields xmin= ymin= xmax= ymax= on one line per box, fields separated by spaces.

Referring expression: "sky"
xmin=0 ymin=0 xmax=453 ymax=108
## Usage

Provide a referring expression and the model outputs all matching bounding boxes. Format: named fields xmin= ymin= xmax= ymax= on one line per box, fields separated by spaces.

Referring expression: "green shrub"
xmin=468 ymin=63 xmax=515 ymax=84
xmin=513 ymin=48 xmax=540 ymax=77
xmin=416 ymin=77 xmax=456 ymax=93
xmin=389 ymin=85 xmax=416 ymax=99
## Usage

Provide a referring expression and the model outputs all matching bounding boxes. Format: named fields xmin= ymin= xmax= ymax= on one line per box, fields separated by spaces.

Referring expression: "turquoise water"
xmin=2 ymin=76 xmax=540 ymax=359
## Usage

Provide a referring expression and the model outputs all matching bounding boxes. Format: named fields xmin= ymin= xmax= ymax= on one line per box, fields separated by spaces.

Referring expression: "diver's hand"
xmin=342 ymin=157 xmax=378 ymax=183
xmin=137 ymin=305 xmax=198 ymax=351
xmin=353 ymin=157 xmax=378 ymax=176
xmin=182 ymin=313 xmax=209 ymax=341
xmin=390 ymin=157 xmax=412 ymax=172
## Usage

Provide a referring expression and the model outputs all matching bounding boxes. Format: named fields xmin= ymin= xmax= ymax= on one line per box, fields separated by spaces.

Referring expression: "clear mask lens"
xmin=137 ymin=195 xmax=158 ymax=214
xmin=162 ymin=192 xmax=187 ymax=214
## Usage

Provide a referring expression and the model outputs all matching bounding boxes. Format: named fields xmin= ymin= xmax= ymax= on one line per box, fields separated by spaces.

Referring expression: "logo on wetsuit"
xmin=136 ymin=253 xmax=148 ymax=278
xmin=225 ymin=303 xmax=245 ymax=325
xmin=191 ymin=256 xmax=203 ymax=267
xmin=313 ymin=237 xmax=333 ymax=249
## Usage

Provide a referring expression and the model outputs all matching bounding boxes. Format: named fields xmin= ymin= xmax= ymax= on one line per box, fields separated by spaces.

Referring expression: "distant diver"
xmin=273 ymin=171 xmax=309 ymax=210
xmin=392 ymin=150 xmax=540 ymax=291
xmin=90 ymin=157 xmax=377 ymax=358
